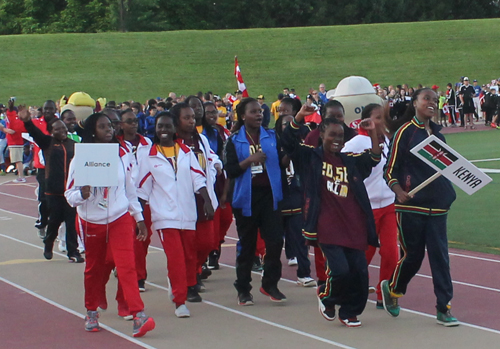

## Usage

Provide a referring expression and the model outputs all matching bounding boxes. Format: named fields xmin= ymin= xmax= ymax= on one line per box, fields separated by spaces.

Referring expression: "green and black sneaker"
xmin=381 ymin=280 xmax=401 ymax=317
xmin=437 ymin=306 xmax=459 ymax=327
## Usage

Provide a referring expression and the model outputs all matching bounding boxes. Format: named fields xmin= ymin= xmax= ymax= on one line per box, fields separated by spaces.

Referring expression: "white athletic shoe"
xmin=288 ymin=257 xmax=298 ymax=266
xmin=58 ymin=240 xmax=67 ymax=253
xmin=175 ymin=304 xmax=190 ymax=318
xmin=297 ymin=277 xmax=317 ymax=287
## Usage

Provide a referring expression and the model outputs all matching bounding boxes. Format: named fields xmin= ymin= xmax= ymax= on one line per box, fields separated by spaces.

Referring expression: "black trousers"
xmin=36 ymin=169 xmax=50 ymax=228
xmin=284 ymin=213 xmax=311 ymax=278
xmin=233 ymin=187 xmax=283 ymax=293
xmin=43 ymin=195 xmax=79 ymax=258
xmin=318 ymin=244 xmax=368 ymax=319
xmin=389 ymin=212 xmax=452 ymax=313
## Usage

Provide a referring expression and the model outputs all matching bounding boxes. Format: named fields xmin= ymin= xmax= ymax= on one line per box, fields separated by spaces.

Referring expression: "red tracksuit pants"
xmin=196 ymin=220 xmax=214 ymax=273
xmin=158 ymin=229 xmax=197 ymax=306
xmin=82 ymin=213 xmax=144 ymax=316
xmin=212 ymin=204 xmax=233 ymax=250
xmin=134 ymin=204 xmax=153 ymax=281
xmin=366 ymin=204 xmax=399 ymax=301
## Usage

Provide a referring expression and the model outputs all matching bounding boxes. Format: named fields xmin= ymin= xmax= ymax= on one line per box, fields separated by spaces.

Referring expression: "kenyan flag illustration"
xmin=418 ymin=141 xmax=458 ymax=170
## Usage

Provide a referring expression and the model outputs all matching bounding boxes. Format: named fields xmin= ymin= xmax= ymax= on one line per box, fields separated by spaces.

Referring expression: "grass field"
xmin=1 ymin=19 xmax=499 ymax=254
xmin=1 ymin=18 xmax=500 ymax=105
xmin=445 ymin=129 xmax=499 ymax=254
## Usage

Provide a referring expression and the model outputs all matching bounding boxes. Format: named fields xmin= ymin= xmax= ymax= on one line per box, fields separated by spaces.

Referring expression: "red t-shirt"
xmin=316 ymin=152 xmax=368 ymax=250
xmin=246 ymin=131 xmax=270 ymax=187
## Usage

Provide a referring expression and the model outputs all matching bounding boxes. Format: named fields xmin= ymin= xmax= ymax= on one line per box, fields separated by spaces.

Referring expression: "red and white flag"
xmin=235 ymin=56 xmax=249 ymax=97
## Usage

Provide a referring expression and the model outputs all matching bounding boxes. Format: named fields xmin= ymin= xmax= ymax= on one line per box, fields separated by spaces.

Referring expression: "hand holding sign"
xmin=81 ymin=185 xmax=91 ymax=200
xmin=410 ymin=135 xmax=492 ymax=195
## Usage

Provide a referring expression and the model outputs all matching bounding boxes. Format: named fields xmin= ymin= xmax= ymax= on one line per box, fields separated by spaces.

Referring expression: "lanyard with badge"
xmin=246 ymin=130 xmax=263 ymax=175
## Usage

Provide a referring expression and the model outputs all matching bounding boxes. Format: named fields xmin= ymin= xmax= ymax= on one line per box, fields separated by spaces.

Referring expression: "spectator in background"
xmin=106 ymin=101 xmax=117 ymax=109
xmin=0 ymin=106 xmax=7 ymax=175
xmin=121 ymin=101 xmax=131 ymax=110
xmin=473 ymin=80 xmax=482 ymax=119
xmin=1 ymin=99 xmax=26 ymax=182
xmin=283 ymin=87 xmax=290 ymax=97
xmin=257 ymin=95 xmax=271 ymax=128
xmin=132 ymin=102 xmax=146 ymax=135
xmin=459 ymin=77 xmax=475 ymax=129
xmin=144 ymin=106 xmax=157 ymax=140
xmin=318 ymin=84 xmax=328 ymax=104
xmin=446 ymin=83 xmax=457 ymax=127
xmin=271 ymin=94 xmax=284 ymax=121
xmin=216 ymin=98 xmax=228 ymax=128
xmin=290 ymin=89 xmax=300 ymax=100
xmin=157 ymin=102 xmax=167 ymax=112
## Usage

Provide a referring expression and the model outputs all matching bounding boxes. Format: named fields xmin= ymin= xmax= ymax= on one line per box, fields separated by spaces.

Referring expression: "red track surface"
xmin=0 ymin=280 xmax=142 ymax=349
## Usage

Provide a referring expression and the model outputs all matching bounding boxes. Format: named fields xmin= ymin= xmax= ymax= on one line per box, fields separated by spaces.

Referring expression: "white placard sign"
xmin=73 ymin=143 xmax=119 ymax=187
xmin=410 ymin=135 xmax=492 ymax=195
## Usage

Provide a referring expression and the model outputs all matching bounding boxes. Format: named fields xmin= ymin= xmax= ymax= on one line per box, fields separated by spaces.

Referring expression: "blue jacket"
xmin=224 ymin=125 xmax=283 ymax=216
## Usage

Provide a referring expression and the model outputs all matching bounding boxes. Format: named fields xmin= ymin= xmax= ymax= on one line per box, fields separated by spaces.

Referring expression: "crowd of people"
xmin=1 ymin=79 xmax=483 ymax=336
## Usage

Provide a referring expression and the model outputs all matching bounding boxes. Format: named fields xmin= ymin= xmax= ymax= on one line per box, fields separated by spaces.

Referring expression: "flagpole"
xmin=408 ymin=172 xmax=442 ymax=196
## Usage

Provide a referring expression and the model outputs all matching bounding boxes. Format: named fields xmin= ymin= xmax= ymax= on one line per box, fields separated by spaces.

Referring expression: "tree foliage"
xmin=0 ymin=0 xmax=499 ymax=34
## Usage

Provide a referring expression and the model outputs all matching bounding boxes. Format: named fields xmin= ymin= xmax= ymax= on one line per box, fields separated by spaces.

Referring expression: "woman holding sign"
xmin=65 ymin=113 xmax=155 ymax=337
xmin=381 ymin=88 xmax=458 ymax=326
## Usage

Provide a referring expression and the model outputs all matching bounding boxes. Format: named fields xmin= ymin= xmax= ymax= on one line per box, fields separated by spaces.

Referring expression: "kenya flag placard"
xmin=410 ymin=135 xmax=492 ymax=195
xmin=417 ymin=141 xmax=458 ymax=170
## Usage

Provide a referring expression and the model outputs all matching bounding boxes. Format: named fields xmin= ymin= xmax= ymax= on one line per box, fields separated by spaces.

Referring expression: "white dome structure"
xmin=331 ymin=76 xmax=384 ymax=124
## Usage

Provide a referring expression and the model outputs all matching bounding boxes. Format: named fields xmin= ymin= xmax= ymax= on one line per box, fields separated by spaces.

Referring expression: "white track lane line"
xmin=0 ymin=275 xmax=157 ymax=349
xmin=0 ymin=232 xmax=355 ymax=348
xmin=3 ymin=208 xmax=500 ymax=335
xmin=224 ymin=235 xmax=500 ymax=264
xmin=0 ymin=191 xmax=38 ymax=201
xmin=148 ymin=246 xmax=500 ymax=334
xmin=470 ymin=158 xmax=500 ymax=163
xmin=145 ymin=280 xmax=356 ymax=349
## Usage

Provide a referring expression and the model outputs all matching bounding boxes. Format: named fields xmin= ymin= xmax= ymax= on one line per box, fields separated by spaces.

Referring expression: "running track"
xmin=1 ymin=169 xmax=499 ymax=348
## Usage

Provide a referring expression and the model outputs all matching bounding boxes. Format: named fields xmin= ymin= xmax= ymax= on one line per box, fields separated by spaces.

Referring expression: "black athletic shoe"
xmin=187 ymin=286 xmax=202 ymax=302
xmin=43 ymin=242 xmax=53 ymax=260
xmin=69 ymin=254 xmax=85 ymax=263
xmin=200 ymin=263 xmax=212 ymax=280
xmin=208 ymin=250 xmax=220 ymax=270
xmin=238 ymin=292 xmax=254 ymax=306
xmin=260 ymin=286 xmax=287 ymax=302
xmin=138 ymin=279 xmax=146 ymax=292
xmin=195 ymin=274 xmax=205 ymax=293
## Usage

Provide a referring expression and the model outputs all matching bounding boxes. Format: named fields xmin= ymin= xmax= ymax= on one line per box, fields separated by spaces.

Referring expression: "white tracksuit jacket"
xmin=136 ymin=141 xmax=207 ymax=231
xmin=342 ymin=133 xmax=395 ymax=209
